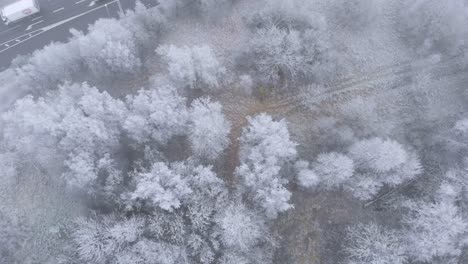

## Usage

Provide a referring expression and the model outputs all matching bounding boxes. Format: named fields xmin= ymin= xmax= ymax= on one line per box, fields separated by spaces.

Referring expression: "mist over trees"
xmin=0 ymin=0 xmax=467 ymax=263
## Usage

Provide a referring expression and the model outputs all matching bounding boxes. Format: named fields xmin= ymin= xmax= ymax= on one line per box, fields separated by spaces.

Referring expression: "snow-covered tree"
xmin=196 ymin=0 xmax=231 ymax=12
xmin=157 ymin=44 xmax=225 ymax=90
xmin=217 ymin=203 xmax=265 ymax=252
xmin=15 ymin=41 xmax=81 ymax=90
xmin=246 ymin=26 xmax=309 ymax=86
xmin=189 ymin=98 xmax=230 ymax=160
xmin=345 ymin=137 xmax=422 ymax=200
xmin=398 ymin=0 xmax=468 ymax=55
xmin=120 ymin=2 xmax=168 ymax=51
xmin=132 ymin=162 xmax=192 ymax=211
xmin=313 ymin=152 xmax=354 ymax=189
xmin=182 ymin=163 xmax=227 ymax=208
xmin=73 ymin=216 xmax=111 ymax=263
xmin=172 ymin=162 xmax=228 ymax=234
xmin=244 ymin=0 xmax=323 ymax=33
xmin=56 ymin=85 xmax=126 ymax=188
xmin=1 ymin=82 xmax=127 ymax=188
xmin=238 ymin=114 xmax=297 ymax=167
xmin=403 ymin=194 xmax=468 ymax=262
xmin=124 ymin=86 xmax=188 ymax=144
xmin=328 ymin=0 xmax=382 ymax=31
xmin=172 ymin=0 xmax=232 ymax=17
xmin=124 ymin=161 xmax=235 ymax=263
xmin=219 ymin=253 xmax=250 ymax=264
xmin=0 ymin=212 xmax=26 ymax=264
xmin=455 ymin=118 xmax=468 ymax=133
xmin=344 ymin=223 xmax=407 ymax=264
xmin=73 ymin=216 xmax=145 ymax=263
xmin=115 ymin=239 xmax=187 ymax=264
xmin=349 ymin=138 xmax=407 ymax=173
xmin=236 ymin=114 xmax=297 ymax=218
xmin=254 ymin=178 xmax=292 ymax=218
xmin=242 ymin=8 xmax=340 ymax=87
xmin=58 ymin=84 xmax=127 ymax=153
xmin=73 ymin=18 xmax=141 ymax=77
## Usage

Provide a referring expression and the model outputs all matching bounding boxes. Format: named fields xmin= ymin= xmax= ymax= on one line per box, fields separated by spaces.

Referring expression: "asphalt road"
xmin=0 ymin=0 xmax=158 ymax=71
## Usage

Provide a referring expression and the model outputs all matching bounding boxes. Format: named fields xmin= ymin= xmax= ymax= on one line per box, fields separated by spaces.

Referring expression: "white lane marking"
xmin=75 ymin=0 xmax=87 ymax=4
xmin=0 ymin=28 xmax=41 ymax=46
xmin=4 ymin=44 xmax=9 ymax=47
xmin=53 ymin=7 xmax=65 ymax=13
xmin=0 ymin=24 xmax=22 ymax=34
xmin=89 ymin=1 xmax=96 ymax=7
xmin=31 ymin=16 xmax=43 ymax=21
xmin=0 ymin=0 xmax=117 ymax=53
xmin=116 ymin=0 xmax=123 ymax=13
xmin=26 ymin=20 xmax=44 ymax=31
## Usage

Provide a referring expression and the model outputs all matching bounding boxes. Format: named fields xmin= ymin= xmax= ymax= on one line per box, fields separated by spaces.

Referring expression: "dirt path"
xmin=276 ymin=53 xmax=466 ymax=115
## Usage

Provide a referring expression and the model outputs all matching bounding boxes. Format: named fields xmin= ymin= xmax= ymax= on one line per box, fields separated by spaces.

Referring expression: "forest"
xmin=0 ymin=0 xmax=467 ymax=263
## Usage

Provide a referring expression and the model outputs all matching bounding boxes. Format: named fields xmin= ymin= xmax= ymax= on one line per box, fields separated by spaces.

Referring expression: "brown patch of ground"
xmin=273 ymin=189 xmax=380 ymax=264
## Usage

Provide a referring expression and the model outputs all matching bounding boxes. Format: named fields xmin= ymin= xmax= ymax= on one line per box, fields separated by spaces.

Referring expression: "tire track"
xmin=273 ymin=53 xmax=467 ymax=115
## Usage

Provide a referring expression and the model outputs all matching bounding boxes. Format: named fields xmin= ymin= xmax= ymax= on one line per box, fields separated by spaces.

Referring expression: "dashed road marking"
xmin=75 ymin=0 xmax=87 ymax=4
xmin=26 ymin=20 xmax=44 ymax=31
xmin=31 ymin=16 xmax=43 ymax=21
xmin=53 ymin=7 xmax=65 ymax=13
xmin=0 ymin=28 xmax=39 ymax=46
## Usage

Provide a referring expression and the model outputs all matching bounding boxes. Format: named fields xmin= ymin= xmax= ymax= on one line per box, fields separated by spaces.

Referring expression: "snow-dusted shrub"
xmin=297 ymin=168 xmax=320 ymax=188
